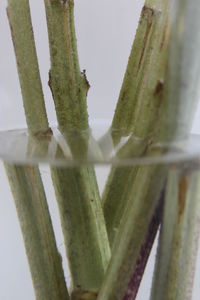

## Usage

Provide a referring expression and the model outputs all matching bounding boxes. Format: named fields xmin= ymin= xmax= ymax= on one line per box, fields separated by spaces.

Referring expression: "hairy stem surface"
xmin=5 ymin=165 xmax=69 ymax=300
xmin=103 ymin=0 xmax=170 ymax=246
xmin=7 ymin=0 xmax=49 ymax=134
xmin=44 ymin=0 xmax=110 ymax=295
xmin=123 ymin=190 xmax=164 ymax=300
xmin=98 ymin=165 xmax=166 ymax=300
xmin=151 ymin=167 xmax=200 ymax=300
xmin=6 ymin=1 xmax=69 ymax=299
xmin=98 ymin=0 xmax=200 ymax=298
xmin=44 ymin=0 xmax=88 ymax=132
xmin=151 ymin=1 xmax=200 ymax=298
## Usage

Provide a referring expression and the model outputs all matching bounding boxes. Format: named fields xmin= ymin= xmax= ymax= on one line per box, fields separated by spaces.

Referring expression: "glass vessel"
xmin=0 ymin=124 xmax=200 ymax=299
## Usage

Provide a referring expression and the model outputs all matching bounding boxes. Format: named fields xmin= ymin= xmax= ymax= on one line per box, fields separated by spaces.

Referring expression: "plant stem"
xmin=150 ymin=165 xmax=200 ymax=300
xmin=153 ymin=0 xmax=200 ymax=143
xmin=6 ymin=1 xmax=69 ymax=299
xmin=7 ymin=0 xmax=49 ymax=134
xmin=102 ymin=136 xmax=148 ymax=245
xmin=123 ymin=190 xmax=164 ymax=300
xmin=111 ymin=0 xmax=168 ymax=142
xmin=98 ymin=0 xmax=200 ymax=298
xmin=98 ymin=165 xmax=167 ymax=300
xmin=99 ymin=1 xmax=170 ymax=296
xmin=44 ymin=0 xmax=111 ymax=295
xmin=51 ymin=165 xmax=110 ymax=296
xmin=5 ymin=165 xmax=69 ymax=300
xmin=103 ymin=0 xmax=170 ymax=246
xmin=150 ymin=1 xmax=200 ymax=298
xmin=44 ymin=0 xmax=88 ymax=132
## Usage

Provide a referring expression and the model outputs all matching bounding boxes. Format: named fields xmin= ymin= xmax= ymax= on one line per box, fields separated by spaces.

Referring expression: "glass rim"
xmin=0 ymin=122 xmax=200 ymax=167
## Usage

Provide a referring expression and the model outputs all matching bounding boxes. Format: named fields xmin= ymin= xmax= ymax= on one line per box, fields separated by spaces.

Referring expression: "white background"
xmin=1 ymin=0 xmax=200 ymax=299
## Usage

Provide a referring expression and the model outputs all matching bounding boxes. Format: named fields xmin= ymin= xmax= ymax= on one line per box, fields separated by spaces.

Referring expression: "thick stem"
xmin=44 ymin=0 xmax=111 ymax=294
xmin=123 ymin=190 xmax=164 ymax=300
xmin=98 ymin=165 xmax=167 ymax=300
xmin=111 ymin=0 xmax=169 ymax=142
xmin=99 ymin=0 xmax=200 ymax=298
xmin=103 ymin=0 xmax=170 ymax=246
xmin=150 ymin=166 xmax=200 ymax=300
xmin=102 ymin=136 xmax=148 ymax=245
xmin=153 ymin=0 xmax=200 ymax=143
xmin=44 ymin=0 xmax=88 ymax=132
xmin=98 ymin=1 xmax=170 ymax=297
xmin=7 ymin=0 xmax=49 ymax=134
xmin=150 ymin=2 xmax=200 ymax=293
xmin=6 ymin=1 xmax=69 ymax=299
xmin=5 ymin=164 xmax=69 ymax=300
xmin=51 ymin=166 xmax=110 ymax=294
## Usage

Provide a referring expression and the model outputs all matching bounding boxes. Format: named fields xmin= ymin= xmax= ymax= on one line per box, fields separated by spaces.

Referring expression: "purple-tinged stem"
xmin=123 ymin=190 xmax=164 ymax=300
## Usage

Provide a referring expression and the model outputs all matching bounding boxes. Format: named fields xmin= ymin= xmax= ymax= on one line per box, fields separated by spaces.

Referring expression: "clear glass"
xmin=0 ymin=123 xmax=200 ymax=299
xmin=1 ymin=124 xmax=200 ymax=167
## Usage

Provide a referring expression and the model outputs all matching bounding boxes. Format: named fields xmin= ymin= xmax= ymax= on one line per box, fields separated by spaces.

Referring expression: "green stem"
xmin=150 ymin=1 xmax=200 ymax=298
xmin=5 ymin=164 xmax=69 ymax=300
xmin=102 ymin=136 xmax=148 ymax=245
xmin=98 ymin=0 xmax=200 ymax=298
xmin=123 ymin=191 xmax=164 ymax=300
xmin=51 ymin=166 xmax=110 ymax=296
xmin=153 ymin=0 xmax=200 ymax=143
xmin=111 ymin=0 xmax=169 ymax=142
xmin=44 ymin=0 xmax=88 ymax=132
xmin=103 ymin=0 xmax=170 ymax=245
xmin=98 ymin=165 xmax=167 ymax=300
xmin=150 ymin=166 xmax=200 ymax=300
xmin=6 ymin=1 xmax=69 ymax=299
xmin=44 ymin=0 xmax=111 ymax=295
xmin=7 ymin=0 xmax=49 ymax=134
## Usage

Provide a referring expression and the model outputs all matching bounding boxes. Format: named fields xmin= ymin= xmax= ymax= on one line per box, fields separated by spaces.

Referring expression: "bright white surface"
xmin=0 ymin=1 xmax=200 ymax=299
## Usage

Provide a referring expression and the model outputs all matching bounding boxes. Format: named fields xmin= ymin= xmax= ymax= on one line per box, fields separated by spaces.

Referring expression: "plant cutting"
xmin=2 ymin=0 xmax=200 ymax=300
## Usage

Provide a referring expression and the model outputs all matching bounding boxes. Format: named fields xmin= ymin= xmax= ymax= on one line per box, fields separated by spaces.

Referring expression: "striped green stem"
xmin=7 ymin=0 xmax=49 ymax=134
xmin=6 ymin=1 xmax=69 ymax=299
xmin=51 ymin=165 xmax=110 ymax=297
xmin=151 ymin=1 xmax=200 ymax=298
xmin=98 ymin=0 xmax=200 ymax=298
xmin=151 ymin=166 xmax=200 ymax=300
xmin=153 ymin=0 xmax=200 ymax=143
xmin=5 ymin=165 xmax=69 ymax=300
xmin=103 ymin=0 xmax=170 ymax=246
xmin=98 ymin=165 xmax=167 ymax=300
xmin=102 ymin=136 xmax=148 ymax=245
xmin=44 ymin=0 xmax=111 ymax=295
xmin=111 ymin=0 xmax=169 ymax=141
xmin=123 ymin=189 xmax=164 ymax=300
xmin=44 ymin=0 xmax=88 ymax=132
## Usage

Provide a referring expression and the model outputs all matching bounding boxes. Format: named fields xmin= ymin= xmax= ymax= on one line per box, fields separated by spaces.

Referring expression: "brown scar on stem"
xmin=49 ymin=0 xmax=67 ymax=4
xmin=137 ymin=5 xmax=158 ymax=71
xmin=160 ymin=16 xmax=169 ymax=50
xmin=48 ymin=70 xmax=56 ymax=102
xmin=32 ymin=127 xmax=53 ymax=140
xmin=81 ymin=69 xmax=91 ymax=96
xmin=178 ymin=176 xmax=188 ymax=220
xmin=154 ymin=80 xmax=164 ymax=96
xmin=71 ymin=291 xmax=98 ymax=300
xmin=141 ymin=5 xmax=155 ymax=21
xmin=154 ymin=80 xmax=164 ymax=111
